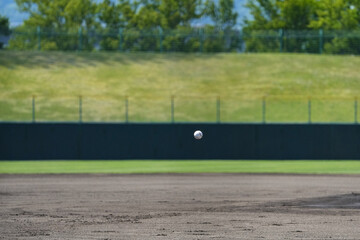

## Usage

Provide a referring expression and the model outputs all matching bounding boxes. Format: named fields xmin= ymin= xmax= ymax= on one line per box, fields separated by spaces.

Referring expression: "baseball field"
xmin=3 ymin=0 xmax=360 ymax=237
xmin=1 ymin=161 xmax=360 ymax=239
xmin=1 ymin=51 xmax=360 ymax=239
xmin=1 ymin=173 xmax=359 ymax=239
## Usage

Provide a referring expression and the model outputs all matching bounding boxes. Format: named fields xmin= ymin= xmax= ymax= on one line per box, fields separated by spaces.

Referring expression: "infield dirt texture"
xmin=1 ymin=173 xmax=360 ymax=239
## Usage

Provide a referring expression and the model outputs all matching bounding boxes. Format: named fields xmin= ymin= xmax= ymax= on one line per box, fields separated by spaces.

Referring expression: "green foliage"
xmin=161 ymin=27 xmax=201 ymax=52
xmin=277 ymin=0 xmax=317 ymax=30
xmin=10 ymin=0 xmax=97 ymax=50
xmin=244 ymin=0 xmax=317 ymax=30
xmin=309 ymin=0 xmax=360 ymax=30
xmin=205 ymin=0 xmax=237 ymax=30
xmin=243 ymin=0 xmax=318 ymax=53
xmin=323 ymin=35 xmax=360 ymax=54
xmin=0 ymin=15 xmax=10 ymax=35
xmin=134 ymin=0 xmax=162 ymax=29
xmin=243 ymin=30 xmax=280 ymax=52
xmin=159 ymin=0 xmax=203 ymax=29
xmin=244 ymin=0 xmax=360 ymax=32
xmin=7 ymin=25 xmax=37 ymax=50
xmin=97 ymin=0 xmax=123 ymax=51
xmin=98 ymin=0 xmax=138 ymax=29
xmin=243 ymin=0 xmax=280 ymax=30
xmin=15 ymin=0 xmax=97 ymax=29
xmin=243 ymin=0 xmax=360 ymax=54
xmin=10 ymin=0 xmax=233 ymax=52
xmin=8 ymin=0 xmax=360 ymax=54
xmin=308 ymin=0 xmax=360 ymax=54
xmin=0 ymin=15 xmax=10 ymax=49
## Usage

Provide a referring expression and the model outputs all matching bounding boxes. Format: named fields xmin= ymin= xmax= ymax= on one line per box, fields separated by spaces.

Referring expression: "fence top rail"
xmin=0 ymin=95 xmax=358 ymax=101
xmin=0 ymin=121 xmax=358 ymax=125
xmin=7 ymin=27 xmax=360 ymax=36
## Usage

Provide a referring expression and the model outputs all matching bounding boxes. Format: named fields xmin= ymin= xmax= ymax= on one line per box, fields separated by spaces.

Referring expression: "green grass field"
xmin=1 ymin=160 xmax=360 ymax=174
xmin=1 ymin=51 xmax=360 ymax=123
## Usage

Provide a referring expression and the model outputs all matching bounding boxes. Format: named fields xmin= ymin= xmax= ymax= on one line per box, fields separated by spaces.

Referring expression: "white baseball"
xmin=194 ymin=130 xmax=203 ymax=140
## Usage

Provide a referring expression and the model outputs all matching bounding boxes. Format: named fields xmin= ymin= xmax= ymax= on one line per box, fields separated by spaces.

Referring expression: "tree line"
xmin=2 ymin=0 xmax=238 ymax=52
xmin=244 ymin=0 xmax=360 ymax=54
xmin=1 ymin=0 xmax=360 ymax=53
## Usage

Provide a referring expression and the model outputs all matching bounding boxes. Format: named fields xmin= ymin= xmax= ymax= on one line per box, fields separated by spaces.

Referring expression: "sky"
xmin=0 ymin=0 xmax=250 ymax=28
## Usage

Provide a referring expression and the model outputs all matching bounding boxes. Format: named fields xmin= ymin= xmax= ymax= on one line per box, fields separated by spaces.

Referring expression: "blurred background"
xmin=1 ymin=0 xmax=360 ymax=124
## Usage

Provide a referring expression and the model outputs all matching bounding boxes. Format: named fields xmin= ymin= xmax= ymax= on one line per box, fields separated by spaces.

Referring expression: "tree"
xmin=243 ymin=0 xmax=360 ymax=54
xmin=97 ymin=0 xmax=161 ymax=51
xmin=278 ymin=0 xmax=317 ymax=30
xmin=243 ymin=0 xmax=280 ymax=30
xmin=243 ymin=0 xmax=318 ymax=53
xmin=97 ymin=0 xmax=123 ymax=30
xmin=159 ymin=0 xmax=203 ymax=29
xmin=244 ymin=0 xmax=316 ymax=30
xmin=0 ymin=15 xmax=10 ymax=35
xmin=11 ymin=0 xmax=98 ymax=50
xmin=134 ymin=0 xmax=162 ymax=29
xmin=309 ymin=0 xmax=360 ymax=54
xmin=205 ymin=0 xmax=238 ymax=30
xmin=202 ymin=0 xmax=238 ymax=52
xmin=309 ymin=0 xmax=360 ymax=30
xmin=177 ymin=0 xmax=203 ymax=27
xmin=15 ymin=0 xmax=97 ymax=29
xmin=0 ymin=15 xmax=10 ymax=49
xmin=9 ymin=0 xmax=240 ymax=52
xmin=97 ymin=0 xmax=133 ymax=50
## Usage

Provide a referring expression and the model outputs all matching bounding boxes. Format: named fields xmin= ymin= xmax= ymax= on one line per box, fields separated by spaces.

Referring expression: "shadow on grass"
xmin=0 ymin=50 xmax=224 ymax=69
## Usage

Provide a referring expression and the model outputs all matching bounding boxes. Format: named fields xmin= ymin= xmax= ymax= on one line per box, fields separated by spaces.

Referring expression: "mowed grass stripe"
xmin=0 ymin=160 xmax=360 ymax=174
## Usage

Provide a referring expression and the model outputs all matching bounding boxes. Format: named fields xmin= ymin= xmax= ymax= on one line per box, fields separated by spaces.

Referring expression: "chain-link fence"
xmin=2 ymin=27 xmax=360 ymax=54
xmin=2 ymin=27 xmax=241 ymax=53
xmin=0 ymin=96 xmax=359 ymax=123
xmin=243 ymin=29 xmax=360 ymax=54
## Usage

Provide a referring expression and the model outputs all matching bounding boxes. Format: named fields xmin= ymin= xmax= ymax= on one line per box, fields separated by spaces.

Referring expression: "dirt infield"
xmin=1 ymin=173 xmax=360 ymax=239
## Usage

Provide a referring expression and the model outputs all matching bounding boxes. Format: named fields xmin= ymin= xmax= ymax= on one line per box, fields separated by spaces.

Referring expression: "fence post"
xmin=319 ymin=29 xmax=323 ymax=54
xmin=355 ymin=97 xmax=358 ymax=124
xmin=37 ymin=26 xmax=41 ymax=51
xmin=125 ymin=96 xmax=129 ymax=123
xmin=118 ymin=28 xmax=123 ymax=52
xmin=308 ymin=97 xmax=312 ymax=124
xmin=217 ymin=96 xmax=221 ymax=123
xmin=159 ymin=27 xmax=163 ymax=53
xmin=200 ymin=28 xmax=204 ymax=53
xmin=262 ymin=97 xmax=266 ymax=123
xmin=32 ymin=95 xmax=36 ymax=123
xmin=171 ymin=95 xmax=175 ymax=123
xmin=78 ymin=26 xmax=82 ymax=51
xmin=79 ymin=96 xmax=82 ymax=123
xmin=238 ymin=30 xmax=243 ymax=53
xmin=279 ymin=29 xmax=284 ymax=53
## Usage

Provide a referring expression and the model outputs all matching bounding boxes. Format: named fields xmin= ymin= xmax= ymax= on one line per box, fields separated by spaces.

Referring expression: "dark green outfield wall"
xmin=1 ymin=123 xmax=360 ymax=160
